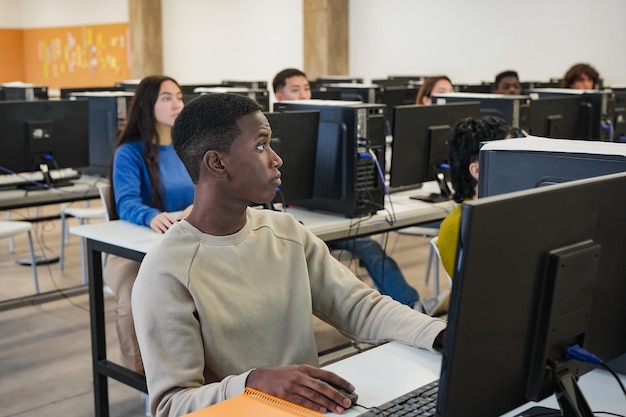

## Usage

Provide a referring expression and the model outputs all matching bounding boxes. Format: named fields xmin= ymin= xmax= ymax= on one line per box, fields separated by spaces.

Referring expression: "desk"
xmin=323 ymin=342 xmax=626 ymax=417
xmin=71 ymin=186 xmax=454 ymax=417
xmin=0 ymin=175 xmax=104 ymax=220
xmin=0 ymin=175 xmax=106 ymax=310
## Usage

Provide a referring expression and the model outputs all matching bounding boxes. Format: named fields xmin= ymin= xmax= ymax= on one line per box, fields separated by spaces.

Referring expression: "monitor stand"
xmin=514 ymin=366 xmax=594 ymax=417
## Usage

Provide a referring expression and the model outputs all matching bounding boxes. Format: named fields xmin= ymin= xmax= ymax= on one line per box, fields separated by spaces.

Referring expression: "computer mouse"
xmin=340 ymin=388 xmax=359 ymax=408
xmin=332 ymin=385 xmax=358 ymax=408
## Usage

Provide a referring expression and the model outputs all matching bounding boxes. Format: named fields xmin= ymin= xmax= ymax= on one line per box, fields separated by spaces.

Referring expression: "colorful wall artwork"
xmin=1 ymin=23 xmax=130 ymax=89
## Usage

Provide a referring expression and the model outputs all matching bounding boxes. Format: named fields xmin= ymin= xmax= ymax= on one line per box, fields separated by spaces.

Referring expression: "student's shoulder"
xmin=144 ymin=222 xmax=197 ymax=259
xmin=115 ymin=140 xmax=144 ymax=156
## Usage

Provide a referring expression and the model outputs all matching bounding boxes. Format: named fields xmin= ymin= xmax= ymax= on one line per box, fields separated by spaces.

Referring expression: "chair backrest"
xmin=430 ymin=236 xmax=452 ymax=289
xmin=97 ymin=183 xmax=112 ymax=222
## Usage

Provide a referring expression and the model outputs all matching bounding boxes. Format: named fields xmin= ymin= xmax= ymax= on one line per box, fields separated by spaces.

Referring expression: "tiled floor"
xmin=0 ymin=202 xmax=448 ymax=417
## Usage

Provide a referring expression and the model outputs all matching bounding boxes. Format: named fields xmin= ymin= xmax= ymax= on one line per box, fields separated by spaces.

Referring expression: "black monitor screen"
xmin=390 ymin=102 xmax=480 ymax=193
xmin=377 ymin=86 xmax=420 ymax=133
xmin=264 ymin=111 xmax=320 ymax=205
xmin=528 ymin=96 xmax=583 ymax=139
xmin=438 ymin=172 xmax=626 ymax=417
xmin=0 ymin=100 xmax=89 ymax=179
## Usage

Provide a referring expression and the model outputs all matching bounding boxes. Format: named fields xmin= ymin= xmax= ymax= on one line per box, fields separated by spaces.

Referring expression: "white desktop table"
xmin=324 ymin=342 xmax=626 ymax=417
xmin=0 ymin=174 xmax=105 ymax=215
xmin=71 ymin=186 xmax=454 ymax=417
xmin=0 ymin=174 xmax=107 ymax=309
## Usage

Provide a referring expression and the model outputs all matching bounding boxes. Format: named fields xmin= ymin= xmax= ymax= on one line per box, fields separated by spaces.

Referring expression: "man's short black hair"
xmin=494 ymin=70 xmax=519 ymax=89
xmin=272 ymin=68 xmax=308 ymax=94
xmin=172 ymin=94 xmax=262 ymax=183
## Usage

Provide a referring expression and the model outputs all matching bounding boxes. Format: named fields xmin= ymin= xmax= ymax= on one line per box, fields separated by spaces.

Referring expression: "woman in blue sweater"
xmin=104 ymin=75 xmax=193 ymax=373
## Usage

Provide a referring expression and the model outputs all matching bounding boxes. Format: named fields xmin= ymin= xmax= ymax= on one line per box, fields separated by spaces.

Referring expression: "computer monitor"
xmin=611 ymin=87 xmax=626 ymax=142
xmin=477 ymin=136 xmax=626 ymax=198
xmin=389 ymin=102 xmax=480 ymax=199
xmin=380 ymin=75 xmax=425 ymax=86
xmin=309 ymin=88 xmax=343 ymax=101
xmin=0 ymin=85 xmax=49 ymax=100
xmin=59 ymin=85 xmax=123 ymax=98
xmin=432 ymin=92 xmax=531 ymax=129
xmin=438 ymin=172 xmax=626 ymax=416
xmin=310 ymin=83 xmax=381 ymax=103
xmin=69 ymin=92 xmax=134 ymax=177
xmin=0 ymin=99 xmax=89 ymax=188
xmin=263 ymin=111 xmax=320 ymax=206
xmin=315 ymin=76 xmax=364 ymax=85
xmin=526 ymin=88 xmax=614 ymax=141
xmin=273 ymin=100 xmax=386 ymax=218
xmin=180 ymin=83 xmax=224 ymax=104
xmin=372 ymin=78 xmax=411 ymax=87
xmin=194 ymin=87 xmax=270 ymax=111
xmin=456 ymin=83 xmax=492 ymax=93
xmin=520 ymin=80 xmax=561 ymax=92
xmin=528 ymin=95 xmax=584 ymax=139
xmin=377 ymin=85 xmax=421 ymax=131
xmin=222 ymin=80 xmax=267 ymax=89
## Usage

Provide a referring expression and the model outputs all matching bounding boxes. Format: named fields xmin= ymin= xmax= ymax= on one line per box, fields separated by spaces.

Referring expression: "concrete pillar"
xmin=303 ymin=0 xmax=349 ymax=80
xmin=128 ymin=0 xmax=163 ymax=78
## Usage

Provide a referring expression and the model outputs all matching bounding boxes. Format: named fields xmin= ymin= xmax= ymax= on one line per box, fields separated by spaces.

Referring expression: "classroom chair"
xmin=0 ymin=220 xmax=40 ymax=293
xmin=58 ymin=196 xmax=107 ymax=284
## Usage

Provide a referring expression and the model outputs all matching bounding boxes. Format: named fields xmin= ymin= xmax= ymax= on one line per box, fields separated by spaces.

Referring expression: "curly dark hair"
xmin=448 ymin=117 xmax=515 ymax=203
xmin=172 ymin=93 xmax=263 ymax=183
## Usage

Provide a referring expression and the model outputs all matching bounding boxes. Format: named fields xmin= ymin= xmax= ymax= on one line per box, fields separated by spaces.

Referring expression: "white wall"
xmin=4 ymin=0 xmax=625 ymax=86
xmin=0 ymin=1 xmax=21 ymax=27
xmin=161 ymin=0 xmax=303 ymax=86
xmin=350 ymin=0 xmax=626 ymax=86
xmin=11 ymin=0 xmax=128 ymax=27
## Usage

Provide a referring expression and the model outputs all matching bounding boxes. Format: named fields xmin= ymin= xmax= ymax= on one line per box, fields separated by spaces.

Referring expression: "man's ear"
xmin=469 ymin=160 xmax=480 ymax=181
xmin=205 ymin=150 xmax=225 ymax=174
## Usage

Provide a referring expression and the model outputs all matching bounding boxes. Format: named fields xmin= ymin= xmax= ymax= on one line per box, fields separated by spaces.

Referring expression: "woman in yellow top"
xmin=437 ymin=117 xmax=516 ymax=278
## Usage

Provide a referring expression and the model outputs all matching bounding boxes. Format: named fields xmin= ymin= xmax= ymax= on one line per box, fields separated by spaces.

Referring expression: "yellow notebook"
xmin=183 ymin=387 xmax=325 ymax=416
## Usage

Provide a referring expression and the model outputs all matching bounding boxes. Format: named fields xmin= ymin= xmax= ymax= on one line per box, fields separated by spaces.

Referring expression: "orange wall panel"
xmin=21 ymin=23 xmax=130 ymax=89
xmin=0 ymin=29 xmax=25 ymax=82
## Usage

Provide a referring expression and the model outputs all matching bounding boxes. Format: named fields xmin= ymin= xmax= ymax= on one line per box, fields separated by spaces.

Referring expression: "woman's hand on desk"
xmin=149 ymin=212 xmax=179 ymax=234
xmin=246 ymin=364 xmax=355 ymax=414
